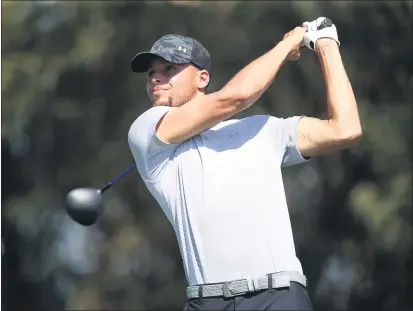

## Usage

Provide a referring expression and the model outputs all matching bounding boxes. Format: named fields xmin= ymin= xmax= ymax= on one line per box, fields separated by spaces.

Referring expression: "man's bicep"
xmin=296 ymin=117 xmax=347 ymax=157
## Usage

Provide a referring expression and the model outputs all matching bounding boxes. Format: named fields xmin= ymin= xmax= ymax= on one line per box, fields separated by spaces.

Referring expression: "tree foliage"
xmin=2 ymin=1 xmax=412 ymax=310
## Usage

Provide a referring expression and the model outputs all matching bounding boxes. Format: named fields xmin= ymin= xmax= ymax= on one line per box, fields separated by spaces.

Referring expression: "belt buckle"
xmin=222 ymin=282 xmax=233 ymax=298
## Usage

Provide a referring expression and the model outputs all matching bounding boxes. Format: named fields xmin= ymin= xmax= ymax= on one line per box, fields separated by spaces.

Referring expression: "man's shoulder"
xmin=129 ymin=106 xmax=173 ymax=134
xmin=134 ymin=106 xmax=174 ymax=122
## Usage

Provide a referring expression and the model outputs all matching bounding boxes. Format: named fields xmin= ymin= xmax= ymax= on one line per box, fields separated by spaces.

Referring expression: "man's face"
xmin=146 ymin=58 xmax=200 ymax=107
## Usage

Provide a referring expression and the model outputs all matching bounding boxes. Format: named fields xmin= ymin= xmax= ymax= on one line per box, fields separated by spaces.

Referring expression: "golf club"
xmin=65 ymin=163 xmax=136 ymax=226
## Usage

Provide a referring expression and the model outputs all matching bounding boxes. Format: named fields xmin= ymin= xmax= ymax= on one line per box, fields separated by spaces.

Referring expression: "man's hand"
xmin=302 ymin=17 xmax=340 ymax=51
xmin=282 ymin=26 xmax=308 ymax=61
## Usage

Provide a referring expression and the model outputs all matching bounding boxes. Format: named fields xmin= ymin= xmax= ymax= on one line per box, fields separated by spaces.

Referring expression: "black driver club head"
xmin=64 ymin=163 xmax=137 ymax=226
xmin=65 ymin=187 xmax=102 ymax=226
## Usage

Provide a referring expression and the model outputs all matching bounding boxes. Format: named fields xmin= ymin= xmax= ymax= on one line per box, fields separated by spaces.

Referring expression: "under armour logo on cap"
xmin=177 ymin=46 xmax=188 ymax=54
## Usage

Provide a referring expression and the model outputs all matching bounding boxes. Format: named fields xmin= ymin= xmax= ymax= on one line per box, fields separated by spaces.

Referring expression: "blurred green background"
xmin=2 ymin=1 xmax=412 ymax=310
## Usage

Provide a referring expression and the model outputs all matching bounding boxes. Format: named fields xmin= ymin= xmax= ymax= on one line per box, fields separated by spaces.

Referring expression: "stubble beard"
xmin=153 ymin=89 xmax=197 ymax=108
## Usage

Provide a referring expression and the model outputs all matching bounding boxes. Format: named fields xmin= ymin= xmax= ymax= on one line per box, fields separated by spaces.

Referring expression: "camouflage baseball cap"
xmin=131 ymin=34 xmax=211 ymax=73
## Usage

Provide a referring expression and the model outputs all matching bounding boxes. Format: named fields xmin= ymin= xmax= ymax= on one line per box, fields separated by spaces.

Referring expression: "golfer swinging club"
xmin=128 ymin=17 xmax=361 ymax=310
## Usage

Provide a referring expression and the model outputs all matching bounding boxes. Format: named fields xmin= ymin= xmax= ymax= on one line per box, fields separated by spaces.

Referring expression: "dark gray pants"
xmin=184 ymin=282 xmax=313 ymax=311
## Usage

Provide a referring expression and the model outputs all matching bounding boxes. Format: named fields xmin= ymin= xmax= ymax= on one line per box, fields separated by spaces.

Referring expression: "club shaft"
xmin=100 ymin=163 xmax=136 ymax=193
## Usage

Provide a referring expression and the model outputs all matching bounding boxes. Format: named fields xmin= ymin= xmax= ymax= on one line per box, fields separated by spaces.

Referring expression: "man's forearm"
xmin=316 ymin=40 xmax=362 ymax=136
xmin=223 ymin=39 xmax=295 ymax=109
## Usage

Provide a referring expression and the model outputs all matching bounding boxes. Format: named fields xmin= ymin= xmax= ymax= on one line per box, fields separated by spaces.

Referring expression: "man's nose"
xmin=150 ymin=73 xmax=164 ymax=84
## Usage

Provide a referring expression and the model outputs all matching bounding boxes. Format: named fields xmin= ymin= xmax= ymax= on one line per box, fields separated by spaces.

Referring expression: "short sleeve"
xmin=268 ymin=116 xmax=311 ymax=167
xmin=128 ymin=106 xmax=178 ymax=182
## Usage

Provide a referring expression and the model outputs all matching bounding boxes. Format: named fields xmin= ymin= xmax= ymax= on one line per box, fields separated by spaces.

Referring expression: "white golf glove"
xmin=301 ymin=17 xmax=340 ymax=51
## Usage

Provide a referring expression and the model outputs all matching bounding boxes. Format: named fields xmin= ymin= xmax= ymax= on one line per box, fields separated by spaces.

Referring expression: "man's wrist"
xmin=279 ymin=37 xmax=298 ymax=52
xmin=315 ymin=38 xmax=339 ymax=54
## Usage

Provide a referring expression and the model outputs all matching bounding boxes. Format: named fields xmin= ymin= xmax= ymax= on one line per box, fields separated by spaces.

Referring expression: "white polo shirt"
xmin=128 ymin=106 xmax=310 ymax=286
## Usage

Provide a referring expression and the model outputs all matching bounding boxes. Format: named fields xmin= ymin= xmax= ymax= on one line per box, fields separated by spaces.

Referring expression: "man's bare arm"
xmin=297 ymin=38 xmax=362 ymax=157
xmin=157 ymin=28 xmax=307 ymax=144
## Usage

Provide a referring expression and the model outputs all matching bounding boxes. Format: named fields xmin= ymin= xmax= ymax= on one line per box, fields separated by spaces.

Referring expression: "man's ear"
xmin=197 ymin=70 xmax=210 ymax=90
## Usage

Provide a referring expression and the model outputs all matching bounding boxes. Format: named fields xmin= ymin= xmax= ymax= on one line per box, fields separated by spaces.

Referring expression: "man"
xmin=128 ymin=17 xmax=361 ymax=310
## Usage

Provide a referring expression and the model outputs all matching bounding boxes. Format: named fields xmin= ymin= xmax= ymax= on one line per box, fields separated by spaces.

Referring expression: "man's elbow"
xmin=336 ymin=125 xmax=363 ymax=147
